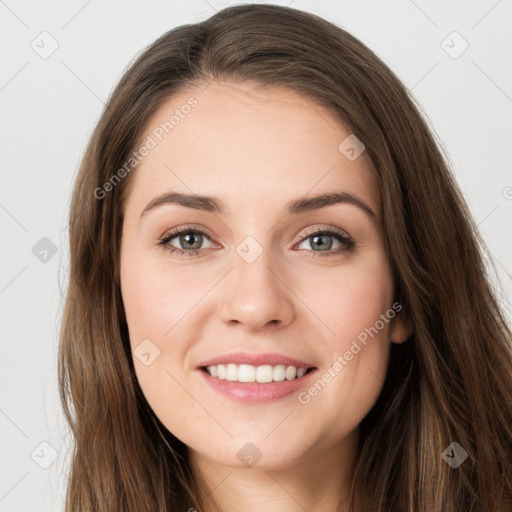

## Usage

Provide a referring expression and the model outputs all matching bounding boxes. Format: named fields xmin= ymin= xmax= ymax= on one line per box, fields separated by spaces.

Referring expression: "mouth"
xmin=195 ymin=352 xmax=318 ymax=402
xmin=197 ymin=362 xmax=319 ymax=403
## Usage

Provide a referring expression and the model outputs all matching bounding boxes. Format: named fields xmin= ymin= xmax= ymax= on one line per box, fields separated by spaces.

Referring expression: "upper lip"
xmin=196 ymin=352 xmax=317 ymax=369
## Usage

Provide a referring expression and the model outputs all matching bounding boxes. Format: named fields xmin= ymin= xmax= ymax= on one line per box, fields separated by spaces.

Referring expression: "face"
xmin=119 ymin=80 xmax=411 ymax=472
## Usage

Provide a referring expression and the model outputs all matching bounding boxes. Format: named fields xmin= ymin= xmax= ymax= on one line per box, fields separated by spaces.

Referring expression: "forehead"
xmin=125 ymin=81 xmax=379 ymax=217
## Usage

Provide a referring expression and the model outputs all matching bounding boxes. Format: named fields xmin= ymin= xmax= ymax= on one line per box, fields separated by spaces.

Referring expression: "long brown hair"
xmin=59 ymin=4 xmax=512 ymax=511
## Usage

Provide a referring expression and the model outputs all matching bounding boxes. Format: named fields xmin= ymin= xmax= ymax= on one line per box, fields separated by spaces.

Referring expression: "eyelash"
xmin=156 ymin=224 xmax=356 ymax=259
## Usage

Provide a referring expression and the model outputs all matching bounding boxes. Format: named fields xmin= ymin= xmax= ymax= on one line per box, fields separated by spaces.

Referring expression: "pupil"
xmin=182 ymin=233 xmax=201 ymax=249
xmin=312 ymin=234 xmax=332 ymax=251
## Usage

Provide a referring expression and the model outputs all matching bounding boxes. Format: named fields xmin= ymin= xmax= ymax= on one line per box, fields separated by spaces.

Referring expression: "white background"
xmin=1 ymin=1 xmax=511 ymax=510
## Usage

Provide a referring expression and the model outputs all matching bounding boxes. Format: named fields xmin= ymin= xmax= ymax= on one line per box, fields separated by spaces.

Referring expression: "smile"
xmin=198 ymin=365 xmax=318 ymax=403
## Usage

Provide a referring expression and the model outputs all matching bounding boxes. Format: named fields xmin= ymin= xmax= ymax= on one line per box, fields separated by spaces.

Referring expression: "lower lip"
xmin=197 ymin=367 xmax=318 ymax=403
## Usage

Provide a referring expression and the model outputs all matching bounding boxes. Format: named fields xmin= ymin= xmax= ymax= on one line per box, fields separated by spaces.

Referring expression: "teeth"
xmin=226 ymin=363 xmax=238 ymax=381
xmin=297 ymin=367 xmax=307 ymax=378
xmin=205 ymin=364 xmax=311 ymax=383
xmin=239 ymin=364 xmax=256 ymax=382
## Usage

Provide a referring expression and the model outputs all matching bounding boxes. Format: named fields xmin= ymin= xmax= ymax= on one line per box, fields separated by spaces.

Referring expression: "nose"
xmin=216 ymin=247 xmax=296 ymax=332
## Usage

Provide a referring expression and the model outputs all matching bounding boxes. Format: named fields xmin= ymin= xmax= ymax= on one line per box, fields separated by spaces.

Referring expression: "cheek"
xmin=121 ymin=255 xmax=204 ymax=346
xmin=301 ymin=259 xmax=394 ymax=347
xmin=120 ymin=255 xmax=205 ymax=440
xmin=295 ymin=259 xmax=394 ymax=413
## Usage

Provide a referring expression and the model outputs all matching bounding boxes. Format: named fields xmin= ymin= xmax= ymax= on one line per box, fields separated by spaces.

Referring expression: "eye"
xmin=295 ymin=226 xmax=355 ymax=258
xmin=157 ymin=225 xmax=215 ymax=256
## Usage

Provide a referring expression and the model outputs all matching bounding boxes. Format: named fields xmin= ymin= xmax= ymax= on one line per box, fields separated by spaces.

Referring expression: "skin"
xmin=120 ymin=80 xmax=412 ymax=512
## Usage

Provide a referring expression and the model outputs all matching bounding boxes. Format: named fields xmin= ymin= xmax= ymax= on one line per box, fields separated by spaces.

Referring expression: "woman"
xmin=59 ymin=4 xmax=512 ymax=511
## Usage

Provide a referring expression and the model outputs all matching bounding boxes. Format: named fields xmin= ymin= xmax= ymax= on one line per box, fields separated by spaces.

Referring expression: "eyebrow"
xmin=139 ymin=190 xmax=376 ymax=219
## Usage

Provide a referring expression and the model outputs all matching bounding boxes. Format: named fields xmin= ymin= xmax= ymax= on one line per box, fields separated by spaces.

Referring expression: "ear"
xmin=390 ymin=310 xmax=414 ymax=344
